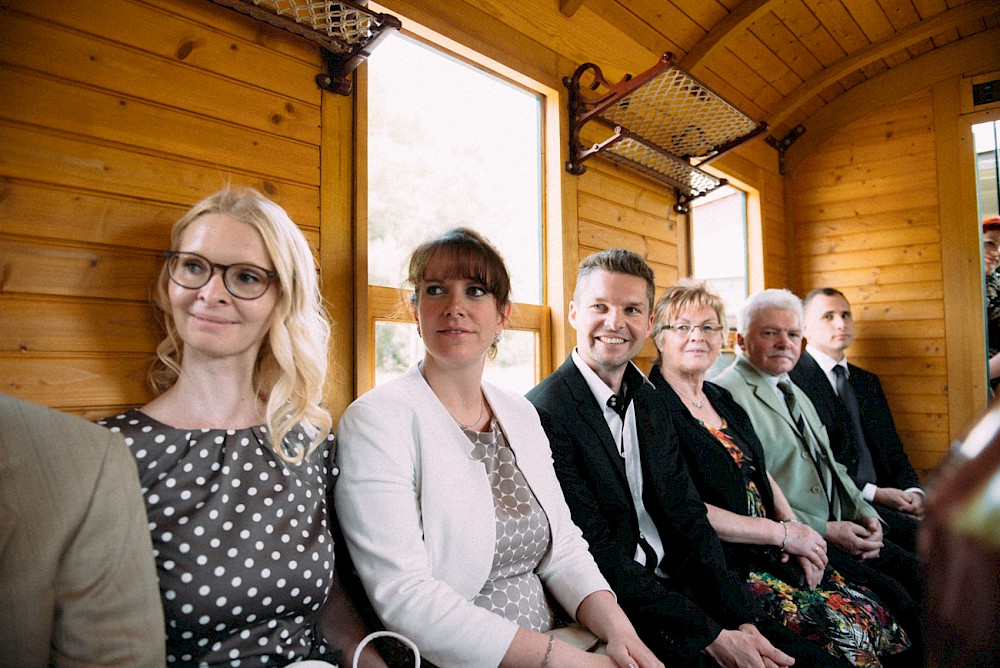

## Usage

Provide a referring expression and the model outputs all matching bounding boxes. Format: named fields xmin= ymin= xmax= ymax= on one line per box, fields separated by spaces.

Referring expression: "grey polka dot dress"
xmin=465 ymin=418 xmax=555 ymax=632
xmin=100 ymin=409 xmax=338 ymax=666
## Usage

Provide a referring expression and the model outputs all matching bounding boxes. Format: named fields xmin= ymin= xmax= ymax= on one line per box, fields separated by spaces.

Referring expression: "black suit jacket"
xmin=526 ymin=357 xmax=757 ymax=659
xmin=790 ymin=351 xmax=921 ymax=491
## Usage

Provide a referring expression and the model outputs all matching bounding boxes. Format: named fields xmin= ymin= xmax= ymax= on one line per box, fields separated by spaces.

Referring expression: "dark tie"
xmin=777 ymin=379 xmax=841 ymax=517
xmin=832 ymin=365 xmax=877 ymax=486
xmin=777 ymin=379 xmax=806 ymax=436
xmin=606 ymin=393 xmax=630 ymax=419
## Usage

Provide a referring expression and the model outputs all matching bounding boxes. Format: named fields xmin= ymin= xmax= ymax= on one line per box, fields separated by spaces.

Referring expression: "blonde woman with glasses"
xmin=101 ymin=188 xmax=384 ymax=667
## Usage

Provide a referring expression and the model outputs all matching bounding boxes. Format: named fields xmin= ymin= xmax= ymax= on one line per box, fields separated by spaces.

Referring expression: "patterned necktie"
xmin=606 ymin=393 xmax=630 ymax=419
xmin=832 ymin=365 xmax=877 ymax=486
xmin=777 ymin=379 xmax=806 ymax=436
xmin=777 ymin=379 xmax=842 ymax=517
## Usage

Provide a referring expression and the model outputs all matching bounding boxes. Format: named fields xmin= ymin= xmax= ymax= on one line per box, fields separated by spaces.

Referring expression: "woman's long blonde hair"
xmin=150 ymin=187 xmax=332 ymax=464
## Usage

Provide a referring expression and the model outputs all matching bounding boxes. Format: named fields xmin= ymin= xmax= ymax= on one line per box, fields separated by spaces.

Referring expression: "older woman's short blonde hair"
xmin=150 ymin=187 xmax=331 ymax=464
xmin=651 ymin=278 xmax=727 ymax=367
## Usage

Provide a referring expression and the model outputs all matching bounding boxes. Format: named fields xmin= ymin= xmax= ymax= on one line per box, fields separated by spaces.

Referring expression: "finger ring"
xmin=814 ymin=546 xmax=821 ymax=552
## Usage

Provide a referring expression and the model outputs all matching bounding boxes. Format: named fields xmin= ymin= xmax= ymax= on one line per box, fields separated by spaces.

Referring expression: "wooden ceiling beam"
xmin=680 ymin=0 xmax=775 ymax=75
xmin=783 ymin=26 xmax=1000 ymax=173
xmin=768 ymin=0 xmax=999 ymax=129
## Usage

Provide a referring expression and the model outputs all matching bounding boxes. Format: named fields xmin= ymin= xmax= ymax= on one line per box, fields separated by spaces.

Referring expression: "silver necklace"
xmin=664 ymin=369 xmax=707 ymax=409
xmin=674 ymin=385 xmax=707 ymax=409
xmin=457 ymin=395 xmax=486 ymax=430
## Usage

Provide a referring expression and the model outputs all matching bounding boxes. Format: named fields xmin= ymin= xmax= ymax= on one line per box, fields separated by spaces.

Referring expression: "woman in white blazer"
xmin=335 ymin=228 xmax=660 ymax=668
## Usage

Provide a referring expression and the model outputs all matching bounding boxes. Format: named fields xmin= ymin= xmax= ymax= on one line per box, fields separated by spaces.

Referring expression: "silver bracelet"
xmin=542 ymin=635 xmax=555 ymax=667
xmin=779 ymin=520 xmax=789 ymax=551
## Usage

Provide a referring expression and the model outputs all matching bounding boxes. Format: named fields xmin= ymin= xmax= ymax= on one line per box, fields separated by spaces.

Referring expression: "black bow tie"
xmin=607 ymin=393 xmax=630 ymax=419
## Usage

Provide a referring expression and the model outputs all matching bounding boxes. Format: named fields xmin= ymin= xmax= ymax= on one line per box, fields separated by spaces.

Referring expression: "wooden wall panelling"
xmin=0 ymin=296 xmax=160 ymax=354
xmin=0 ymin=181 xmax=320 ymax=252
xmin=0 ymin=69 xmax=319 ymax=187
xmin=933 ymin=73 xmax=993 ymax=445
xmin=377 ymin=0 xmax=652 ymax=89
xmin=0 ymin=0 xmax=324 ymax=416
xmin=0 ymin=122 xmax=320 ymax=225
xmin=783 ymin=26 xmax=1000 ymax=172
xmin=789 ymin=88 xmax=950 ymax=474
xmin=320 ymin=81 xmax=356 ymax=419
xmin=0 ymin=8 xmax=321 ymax=145
xmin=574 ymin=159 xmax=681 ymax=372
xmin=1 ymin=353 xmax=153 ymax=414
xmin=0 ymin=238 xmax=160 ymax=300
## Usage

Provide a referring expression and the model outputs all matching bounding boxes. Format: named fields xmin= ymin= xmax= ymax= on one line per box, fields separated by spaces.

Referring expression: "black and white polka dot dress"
xmin=100 ymin=409 xmax=339 ymax=666
xmin=465 ymin=418 xmax=555 ymax=632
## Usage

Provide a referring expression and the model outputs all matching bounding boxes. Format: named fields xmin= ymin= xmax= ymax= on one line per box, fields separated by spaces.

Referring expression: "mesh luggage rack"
xmin=209 ymin=0 xmax=401 ymax=94
xmin=566 ymin=52 xmax=767 ymax=213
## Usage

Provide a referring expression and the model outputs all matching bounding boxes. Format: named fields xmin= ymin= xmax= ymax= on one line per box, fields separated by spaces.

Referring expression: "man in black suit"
xmin=527 ymin=250 xmax=845 ymax=667
xmin=790 ymin=288 xmax=922 ymax=551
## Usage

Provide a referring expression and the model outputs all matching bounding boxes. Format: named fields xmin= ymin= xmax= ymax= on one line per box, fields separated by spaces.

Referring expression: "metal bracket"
xmin=208 ymin=0 xmax=401 ymax=96
xmin=765 ymin=125 xmax=805 ymax=175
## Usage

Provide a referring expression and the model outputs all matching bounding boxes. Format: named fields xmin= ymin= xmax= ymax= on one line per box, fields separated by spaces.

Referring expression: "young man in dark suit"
xmin=527 ymin=250 xmax=844 ymax=667
xmin=790 ymin=287 xmax=922 ymax=551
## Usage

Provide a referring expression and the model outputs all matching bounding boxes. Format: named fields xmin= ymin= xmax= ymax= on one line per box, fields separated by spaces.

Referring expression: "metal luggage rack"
xmin=209 ymin=0 xmax=401 ymax=95
xmin=566 ymin=52 xmax=767 ymax=213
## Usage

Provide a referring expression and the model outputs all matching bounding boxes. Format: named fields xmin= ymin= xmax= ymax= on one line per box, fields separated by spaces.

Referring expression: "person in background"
xmin=791 ymin=287 xmax=922 ymax=552
xmin=982 ymin=215 xmax=1000 ymax=390
xmin=0 ymin=392 xmax=165 ymax=667
xmin=100 ymin=188 xmax=383 ymax=667
xmin=713 ymin=289 xmax=923 ymax=656
xmin=649 ymin=279 xmax=910 ymax=667
xmin=528 ymin=250 xmax=840 ymax=667
xmin=335 ymin=228 xmax=660 ymax=668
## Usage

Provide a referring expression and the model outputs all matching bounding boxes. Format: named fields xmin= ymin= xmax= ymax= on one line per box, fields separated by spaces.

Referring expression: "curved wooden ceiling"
xmin=561 ymin=0 xmax=1000 ymax=171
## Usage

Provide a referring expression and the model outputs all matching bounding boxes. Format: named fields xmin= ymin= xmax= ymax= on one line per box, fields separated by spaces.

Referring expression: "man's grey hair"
xmin=737 ymin=288 xmax=803 ymax=335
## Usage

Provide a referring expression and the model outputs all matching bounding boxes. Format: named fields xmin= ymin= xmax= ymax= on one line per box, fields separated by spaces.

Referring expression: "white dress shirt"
xmin=571 ymin=350 xmax=667 ymax=577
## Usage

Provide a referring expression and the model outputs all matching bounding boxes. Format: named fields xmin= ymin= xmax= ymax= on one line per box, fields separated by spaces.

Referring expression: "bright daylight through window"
xmin=366 ymin=32 xmax=545 ymax=392
xmin=690 ymin=184 xmax=747 ymax=377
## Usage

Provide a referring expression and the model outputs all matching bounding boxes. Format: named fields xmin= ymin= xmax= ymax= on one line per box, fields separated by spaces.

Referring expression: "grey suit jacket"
xmin=0 ymin=393 xmax=164 ymax=667
xmin=713 ymin=357 xmax=879 ymax=534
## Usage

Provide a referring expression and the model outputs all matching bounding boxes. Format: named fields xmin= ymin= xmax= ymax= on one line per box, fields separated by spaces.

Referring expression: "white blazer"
xmin=335 ymin=366 xmax=610 ymax=667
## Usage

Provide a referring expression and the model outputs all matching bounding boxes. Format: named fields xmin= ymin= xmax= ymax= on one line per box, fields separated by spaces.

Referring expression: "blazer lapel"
xmin=736 ymin=357 xmax=800 ymax=434
xmin=558 ymin=359 xmax=628 ymax=484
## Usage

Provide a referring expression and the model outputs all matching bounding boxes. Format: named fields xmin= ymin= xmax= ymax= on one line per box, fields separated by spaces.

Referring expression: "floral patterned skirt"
xmin=748 ymin=568 xmax=910 ymax=667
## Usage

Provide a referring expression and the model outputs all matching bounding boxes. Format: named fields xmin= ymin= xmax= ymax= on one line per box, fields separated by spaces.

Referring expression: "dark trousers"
xmin=657 ymin=615 xmax=853 ymax=668
xmin=874 ymin=502 xmax=921 ymax=553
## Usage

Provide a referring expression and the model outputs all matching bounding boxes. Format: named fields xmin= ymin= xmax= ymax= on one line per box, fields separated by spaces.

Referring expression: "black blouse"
xmin=648 ymin=366 xmax=781 ymax=576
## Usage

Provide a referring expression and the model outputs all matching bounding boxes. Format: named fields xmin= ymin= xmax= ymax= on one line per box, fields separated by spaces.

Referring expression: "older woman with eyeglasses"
xmin=100 ymin=188 xmax=385 ymax=667
xmin=647 ymin=279 xmax=910 ymax=668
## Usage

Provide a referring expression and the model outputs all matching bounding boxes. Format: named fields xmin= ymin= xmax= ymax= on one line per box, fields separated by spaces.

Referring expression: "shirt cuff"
xmin=862 ymin=482 xmax=877 ymax=502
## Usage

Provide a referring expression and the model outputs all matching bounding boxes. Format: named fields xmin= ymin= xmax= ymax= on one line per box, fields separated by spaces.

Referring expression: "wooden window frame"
xmin=352 ymin=18 xmax=561 ymax=397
